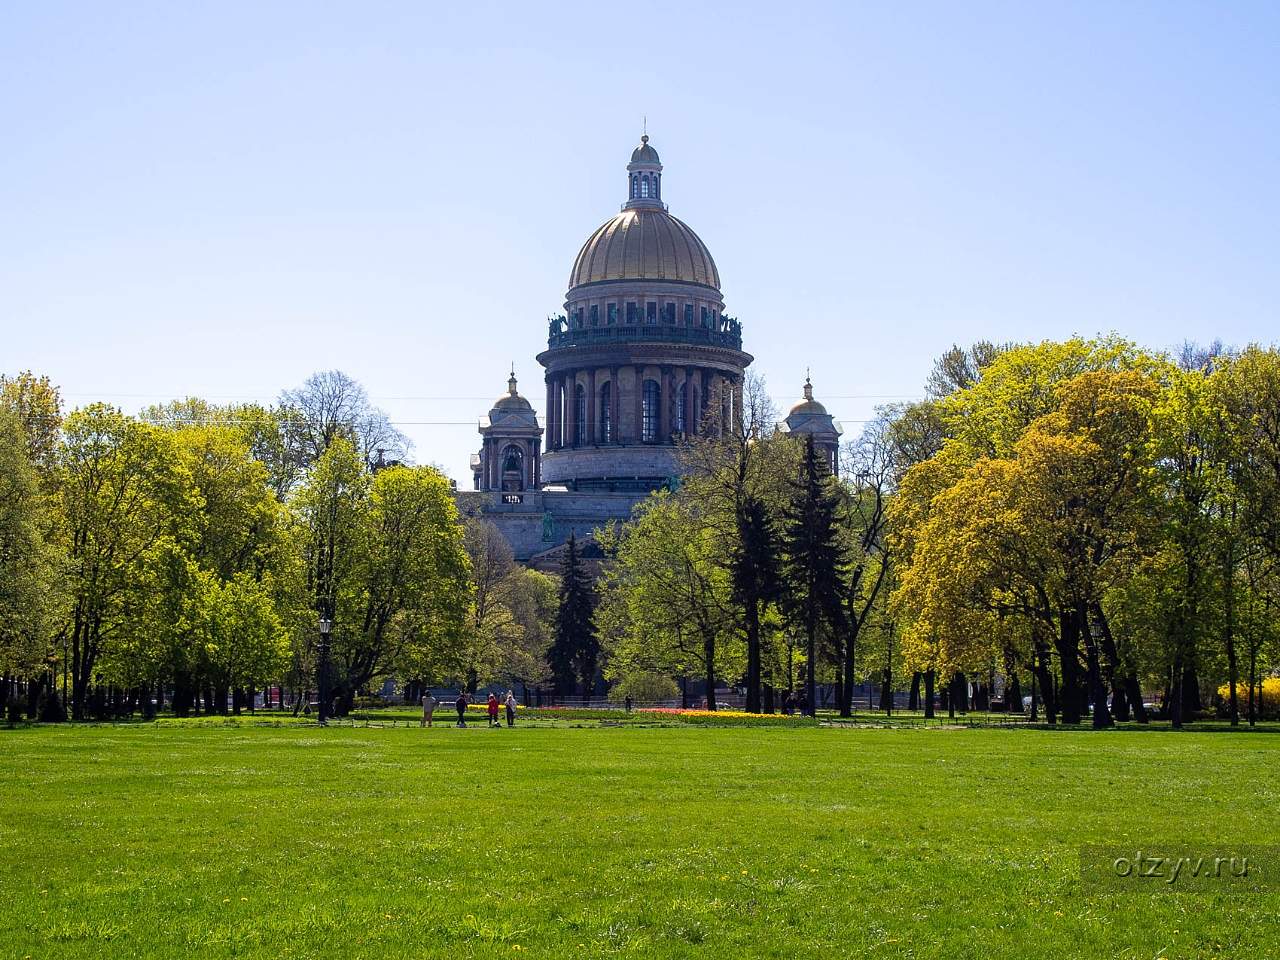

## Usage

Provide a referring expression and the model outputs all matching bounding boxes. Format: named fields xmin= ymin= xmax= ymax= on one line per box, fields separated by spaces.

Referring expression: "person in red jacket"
xmin=487 ymin=692 xmax=500 ymax=728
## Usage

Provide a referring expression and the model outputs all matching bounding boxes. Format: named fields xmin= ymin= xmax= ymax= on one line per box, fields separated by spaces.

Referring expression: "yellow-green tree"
xmin=598 ymin=491 xmax=740 ymax=710
xmin=54 ymin=405 xmax=198 ymax=720
xmin=0 ymin=408 xmax=65 ymax=711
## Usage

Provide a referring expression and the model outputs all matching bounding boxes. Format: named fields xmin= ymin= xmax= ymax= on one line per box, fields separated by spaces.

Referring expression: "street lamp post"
xmin=317 ymin=617 xmax=333 ymax=726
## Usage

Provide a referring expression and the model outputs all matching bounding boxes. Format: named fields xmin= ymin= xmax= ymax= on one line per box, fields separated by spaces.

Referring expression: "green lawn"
xmin=2 ymin=724 xmax=1278 ymax=959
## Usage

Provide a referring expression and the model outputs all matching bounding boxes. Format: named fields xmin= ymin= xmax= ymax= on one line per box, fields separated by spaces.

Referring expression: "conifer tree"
xmin=731 ymin=493 xmax=782 ymax=712
xmin=780 ymin=436 xmax=848 ymax=716
xmin=549 ymin=534 xmax=598 ymax=700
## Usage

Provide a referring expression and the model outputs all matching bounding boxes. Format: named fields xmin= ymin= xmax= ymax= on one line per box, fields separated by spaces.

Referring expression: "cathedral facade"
xmin=456 ymin=135 xmax=839 ymax=565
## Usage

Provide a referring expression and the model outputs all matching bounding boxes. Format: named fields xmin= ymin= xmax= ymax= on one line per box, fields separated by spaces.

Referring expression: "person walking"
xmin=455 ymin=692 xmax=469 ymax=727
xmin=487 ymin=692 xmax=500 ymax=728
xmin=421 ymin=691 xmax=437 ymax=728
xmin=505 ymin=690 xmax=517 ymax=727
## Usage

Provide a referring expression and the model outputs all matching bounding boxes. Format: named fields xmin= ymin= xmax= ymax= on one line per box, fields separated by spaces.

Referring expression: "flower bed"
xmin=636 ymin=708 xmax=818 ymax=727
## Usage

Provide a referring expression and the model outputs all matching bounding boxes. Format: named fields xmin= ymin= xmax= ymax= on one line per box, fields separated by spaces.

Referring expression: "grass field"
xmin=2 ymin=724 xmax=1278 ymax=959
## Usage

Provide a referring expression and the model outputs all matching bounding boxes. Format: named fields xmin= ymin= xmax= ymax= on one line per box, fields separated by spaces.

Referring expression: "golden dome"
xmin=568 ymin=207 xmax=720 ymax=291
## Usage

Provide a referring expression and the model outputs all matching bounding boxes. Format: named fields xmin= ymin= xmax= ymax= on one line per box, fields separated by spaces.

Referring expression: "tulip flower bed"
xmin=635 ymin=707 xmax=818 ymax=726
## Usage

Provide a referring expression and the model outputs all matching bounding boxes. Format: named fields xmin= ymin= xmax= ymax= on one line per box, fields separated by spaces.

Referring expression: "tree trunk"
xmin=909 ymin=672 xmax=921 ymax=711
xmin=804 ymin=609 xmax=817 ymax=717
xmin=1076 ymin=602 xmax=1112 ymax=729
xmin=1181 ymin=661 xmax=1201 ymax=719
xmin=1055 ymin=610 xmax=1083 ymax=724
xmin=763 ymin=682 xmax=775 ymax=714
xmin=1006 ymin=672 xmax=1021 ymax=715
xmin=1247 ymin=649 xmax=1257 ymax=727
xmin=1031 ymin=638 xmax=1056 ymax=723
xmin=704 ymin=634 xmax=717 ymax=712
xmin=744 ymin=601 xmax=762 ymax=713
xmin=879 ymin=667 xmax=893 ymax=713
xmin=923 ymin=669 xmax=935 ymax=719
xmin=840 ymin=624 xmax=856 ymax=719
xmin=1224 ymin=544 xmax=1239 ymax=726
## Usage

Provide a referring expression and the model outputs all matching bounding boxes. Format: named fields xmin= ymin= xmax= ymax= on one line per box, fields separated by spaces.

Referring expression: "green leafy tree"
xmin=0 ymin=371 xmax=63 ymax=472
xmin=598 ymin=495 xmax=739 ymax=709
xmin=54 ymin=405 xmax=198 ymax=719
xmin=0 ymin=409 xmax=64 ymax=706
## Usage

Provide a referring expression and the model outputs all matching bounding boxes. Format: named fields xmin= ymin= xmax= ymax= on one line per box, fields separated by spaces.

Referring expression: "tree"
xmin=834 ymin=415 xmax=896 ymax=717
xmin=549 ymin=534 xmax=599 ymax=700
xmin=459 ymin=518 xmax=555 ymax=695
xmin=731 ymin=493 xmax=783 ymax=712
xmin=343 ymin=463 xmax=470 ymax=709
xmin=142 ymin=398 xmax=309 ymax=499
xmin=598 ymin=496 xmax=738 ymax=710
xmin=0 ymin=371 xmax=63 ymax=472
xmin=279 ymin=370 xmax=408 ymax=470
xmin=460 ymin=517 xmax=518 ymax=693
xmin=925 ymin=341 xmax=1007 ymax=400
xmin=1149 ymin=362 xmax=1231 ymax=726
xmin=294 ymin=444 xmax=470 ymax=712
xmin=677 ymin=372 xmax=790 ymax=712
xmin=498 ymin=566 xmax=556 ymax=696
xmin=199 ymin=572 xmax=291 ymax=713
xmin=780 ymin=436 xmax=848 ymax=716
xmin=0 ymin=409 xmax=63 ymax=708
xmin=54 ymin=405 xmax=198 ymax=720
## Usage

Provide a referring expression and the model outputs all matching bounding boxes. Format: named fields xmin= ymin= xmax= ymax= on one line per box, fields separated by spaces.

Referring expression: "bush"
xmin=1217 ymin=677 xmax=1280 ymax=720
xmin=37 ymin=690 xmax=66 ymax=723
xmin=610 ymin=671 xmax=679 ymax=704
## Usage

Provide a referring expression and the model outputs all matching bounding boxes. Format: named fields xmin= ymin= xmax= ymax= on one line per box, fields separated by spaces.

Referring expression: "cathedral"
xmin=455 ymin=135 xmax=840 ymax=565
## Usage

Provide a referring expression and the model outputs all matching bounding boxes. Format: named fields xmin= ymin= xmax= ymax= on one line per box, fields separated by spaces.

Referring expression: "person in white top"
xmin=420 ymin=692 xmax=437 ymax=728
xmin=505 ymin=691 xmax=518 ymax=727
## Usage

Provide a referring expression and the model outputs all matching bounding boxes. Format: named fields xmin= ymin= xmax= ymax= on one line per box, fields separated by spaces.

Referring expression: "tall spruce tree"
xmin=781 ymin=436 xmax=848 ymax=716
xmin=731 ymin=493 xmax=782 ymax=713
xmin=549 ymin=534 xmax=598 ymax=701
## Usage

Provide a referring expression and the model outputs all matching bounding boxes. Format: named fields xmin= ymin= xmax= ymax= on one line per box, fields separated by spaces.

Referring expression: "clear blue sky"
xmin=3 ymin=1 xmax=1277 ymax=484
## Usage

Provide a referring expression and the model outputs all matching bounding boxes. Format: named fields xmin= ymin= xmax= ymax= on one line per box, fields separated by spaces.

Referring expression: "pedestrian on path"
xmin=487 ymin=692 xmax=500 ymax=728
xmin=455 ymin=692 xmax=469 ymax=727
xmin=505 ymin=690 xmax=517 ymax=727
xmin=421 ymin=692 xmax=437 ymax=728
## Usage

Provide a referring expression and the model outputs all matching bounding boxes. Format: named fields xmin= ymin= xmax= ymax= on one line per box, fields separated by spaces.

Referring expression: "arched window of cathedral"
xmin=501 ymin=445 xmax=524 ymax=491
xmin=574 ymin=384 xmax=586 ymax=446
xmin=675 ymin=382 xmax=687 ymax=434
xmin=600 ymin=381 xmax=612 ymax=444
xmin=654 ymin=174 xmax=660 ymax=199
xmin=642 ymin=379 xmax=660 ymax=442
xmin=630 ymin=174 xmax=637 ymax=198
xmin=641 ymin=175 xmax=650 ymax=198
